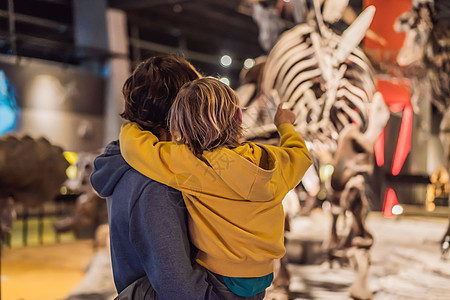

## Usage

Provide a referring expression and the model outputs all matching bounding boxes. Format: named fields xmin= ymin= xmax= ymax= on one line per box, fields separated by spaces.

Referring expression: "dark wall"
xmin=0 ymin=55 xmax=106 ymax=152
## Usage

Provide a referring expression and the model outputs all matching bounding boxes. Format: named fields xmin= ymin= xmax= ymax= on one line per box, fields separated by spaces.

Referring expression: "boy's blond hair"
xmin=169 ymin=77 xmax=243 ymax=155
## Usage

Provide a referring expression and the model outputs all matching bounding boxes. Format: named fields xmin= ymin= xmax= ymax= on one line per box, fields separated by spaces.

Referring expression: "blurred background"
xmin=0 ymin=0 xmax=449 ymax=299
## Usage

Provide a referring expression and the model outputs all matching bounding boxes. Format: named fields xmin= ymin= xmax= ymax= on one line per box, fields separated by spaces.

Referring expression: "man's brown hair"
xmin=121 ymin=55 xmax=201 ymax=132
xmin=169 ymin=77 xmax=243 ymax=155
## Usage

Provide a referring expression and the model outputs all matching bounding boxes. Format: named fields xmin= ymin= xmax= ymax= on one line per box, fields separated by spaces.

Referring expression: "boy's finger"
xmin=278 ymin=102 xmax=287 ymax=110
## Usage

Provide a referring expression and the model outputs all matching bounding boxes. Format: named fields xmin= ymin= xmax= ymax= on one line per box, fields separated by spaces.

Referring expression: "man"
xmin=91 ymin=55 xmax=260 ymax=300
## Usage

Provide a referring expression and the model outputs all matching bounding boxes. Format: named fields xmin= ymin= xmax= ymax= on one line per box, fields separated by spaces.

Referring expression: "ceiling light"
xmin=219 ymin=77 xmax=230 ymax=86
xmin=220 ymin=55 xmax=232 ymax=67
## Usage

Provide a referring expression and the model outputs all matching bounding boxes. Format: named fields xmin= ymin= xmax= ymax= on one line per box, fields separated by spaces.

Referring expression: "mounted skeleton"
xmin=239 ymin=1 xmax=389 ymax=298
xmin=395 ymin=0 xmax=450 ymax=258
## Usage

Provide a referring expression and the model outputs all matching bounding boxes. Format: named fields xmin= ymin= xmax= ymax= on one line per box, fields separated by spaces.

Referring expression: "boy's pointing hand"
xmin=274 ymin=103 xmax=296 ymax=127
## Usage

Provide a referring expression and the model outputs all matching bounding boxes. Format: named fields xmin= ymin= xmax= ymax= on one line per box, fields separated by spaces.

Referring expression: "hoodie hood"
xmin=202 ymin=142 xmax=282 ymax=202
xmin=91 ymin=140 xmax=132 ymax=197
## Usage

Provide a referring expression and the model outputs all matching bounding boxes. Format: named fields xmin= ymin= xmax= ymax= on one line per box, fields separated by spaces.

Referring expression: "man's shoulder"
xmin=140 ymin=177 xmax=180 ymax=195
xmin=125 ymin=171 xmax=183 ymax=207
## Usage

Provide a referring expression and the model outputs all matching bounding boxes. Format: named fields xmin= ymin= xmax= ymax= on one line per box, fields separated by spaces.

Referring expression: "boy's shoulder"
xmin=203 ymin=142 xmax=274 ymax=169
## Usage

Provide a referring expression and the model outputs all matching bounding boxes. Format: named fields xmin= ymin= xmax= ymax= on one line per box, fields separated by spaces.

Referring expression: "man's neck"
xmin=157 ymin=129 xmax=171 ymax=141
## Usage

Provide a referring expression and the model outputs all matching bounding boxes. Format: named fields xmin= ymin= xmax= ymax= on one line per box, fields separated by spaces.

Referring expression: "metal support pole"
xmin=104 ymin=8 xmax=131 ymax=142
xmin=130 ymin=24 xmax=141 ymax=66
xmin=38 ymin=206 xmax=44 ymax=245
xmin=22 ymin=206 xmax=28 ymax=247
xmin=72 ymin=0 xmax=109 ymax=73
xmin=55 ymin=202 xmax=62 ymax=243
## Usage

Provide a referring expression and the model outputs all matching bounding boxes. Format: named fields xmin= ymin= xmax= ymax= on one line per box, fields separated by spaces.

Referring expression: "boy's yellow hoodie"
xmin=119 ymin=122 xmax=312 ymax=277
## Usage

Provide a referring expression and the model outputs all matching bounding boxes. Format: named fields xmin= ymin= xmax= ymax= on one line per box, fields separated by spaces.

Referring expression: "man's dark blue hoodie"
xmin=90 ymin=140 xmax=219 ymax=300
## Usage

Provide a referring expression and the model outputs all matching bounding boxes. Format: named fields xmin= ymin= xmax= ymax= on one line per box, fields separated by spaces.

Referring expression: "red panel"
xmin=376 ymin=78 xmax=411 ymax=110
xmin=364 ymin=0 xmax=412 ymax=61
xmin=383 ymin=188 xmax=399 ymax=218
xmin=375 ymin=78 xmax=412 ymax=175
xmin=391 ymin=104 xmax=413 ymax=175
xmin=374 ymin=129 xmax=385 ymax=167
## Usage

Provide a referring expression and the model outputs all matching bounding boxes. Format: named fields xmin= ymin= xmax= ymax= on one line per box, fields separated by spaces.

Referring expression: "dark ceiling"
xmin=0 ymin=0 xmax=264 ymax=86
xmin=0 ymin=0 xmax=367 ymax=86
xmin=113 ymin=0 xmax=264 ymax=84
xmin=0 ymin=0 xmax=74 ymax=61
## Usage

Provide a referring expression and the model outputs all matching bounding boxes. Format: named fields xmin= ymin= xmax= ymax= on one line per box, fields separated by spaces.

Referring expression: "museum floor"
xmin=276 ymin=211 xmax=450 ymax=299
xmin=1 ymin=240 xmax=95 ymax=300
xmin=1 ymin=210 xmax=450 ymax=300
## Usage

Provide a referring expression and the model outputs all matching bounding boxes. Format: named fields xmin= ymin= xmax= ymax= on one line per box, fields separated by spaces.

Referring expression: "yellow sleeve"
xmin=273 ymin=123 xmax=312 ymax=190
xmin=119 ymin=122 xmax=204 ymax=191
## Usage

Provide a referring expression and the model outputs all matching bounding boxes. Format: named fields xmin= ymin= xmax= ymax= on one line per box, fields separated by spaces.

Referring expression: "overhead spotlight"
xmin=219 ymin=77 xmax=230 ymax=86
xmin=243 ymin=58 xmax=255 ymax=70
xmin=220 ymin=55 xmax=232 ymax=67
xmin=283 ymin=0 xmax=291 ymax=2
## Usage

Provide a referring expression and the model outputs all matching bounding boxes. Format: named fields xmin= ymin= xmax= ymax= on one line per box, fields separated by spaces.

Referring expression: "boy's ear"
xmin=235 ymin=107 xmax=243 ymax=125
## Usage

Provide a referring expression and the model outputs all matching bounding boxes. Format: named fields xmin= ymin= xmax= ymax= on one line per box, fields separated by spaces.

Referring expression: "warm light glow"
xmin=63 ymin=151 xmax=78 ymax=179
xmin=243 ymin=58 xmax=255 ymax=69
xmin=219 ymin=77 xmax=230 ymax=86
xmin=317 ymin=189 xmax=327 ymax=200
xmin=60 ymin=186 xmax=68 ymax=195
xmin=66 ymin=165 xmax=77 ymax=179
xmin=319 ymin=164 xmax=334 ymax=181
xmin=426 ymin=202 xmax=436 ymax=212
xmin=63 ymin=151 xmax=78 ymax=165
xmin=220 ymin=55 xmax=232 ymax=67
xmin=392 ymin=204 xmax=403 ymax=215
xmin=28 ymin=75 xmax=68 ymax=109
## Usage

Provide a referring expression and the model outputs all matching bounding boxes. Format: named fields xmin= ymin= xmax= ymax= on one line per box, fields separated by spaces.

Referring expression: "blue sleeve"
xmin=129 ymin=181 xmax=219 ymax=300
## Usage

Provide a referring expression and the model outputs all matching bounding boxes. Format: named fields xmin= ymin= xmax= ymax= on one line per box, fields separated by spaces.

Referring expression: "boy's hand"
xmin=274 ymin=103 xmax=296 ymax=127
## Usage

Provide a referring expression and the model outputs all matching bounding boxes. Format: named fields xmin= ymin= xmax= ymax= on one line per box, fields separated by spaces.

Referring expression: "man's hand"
xmin=274 ymin=103 xmax=296 ymax=127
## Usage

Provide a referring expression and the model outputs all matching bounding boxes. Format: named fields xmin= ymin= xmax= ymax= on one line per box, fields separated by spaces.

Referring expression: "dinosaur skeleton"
xmin=0 ymin=135 xmax=69 ymax=242
xmin=239 ymin=2 xmax=387 ymax=298
xmin=395 ymin=0 xmax=450 ymax=258
xmin=243 ymin=5 xmax=377 ymax=159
